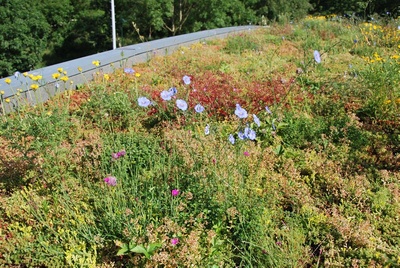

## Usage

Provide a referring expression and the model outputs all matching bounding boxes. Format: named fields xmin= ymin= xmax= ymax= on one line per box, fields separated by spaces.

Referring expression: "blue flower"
xmin=238 ymin=131 xmax=245 ymax=140
xmin=124 ymin=68 xmax=135 ymax=74
xmin=265 ymin=106 xmax=272 ymax=114
xmin=160 ymin=90 xmax=173 ymax=101
xmin=229 ymin=134 xmax=235 ymax=144
xmin=205 ymin=124 xmax=210 ymax=135
xmin=253 ymin=114 xmax=261 ymax=127
xmin=138 ymin=96 xmax=151 ymax=107
xmin=168 ymin=87 xmax=177 ymax=95
xmin=183 ymin=75 xmax=191 ymax=85
xmin=176 ymin=99 xmax=188 ymax=111
xmin=235 ymin=104 xmax=248 ymax=119
xmin=248 ymin=129 xmax=256 ymax=140
xmin=313 ymin=50 xmax=321 ymax=64
xmin=194 ymin=104 xmax=205 ymax=113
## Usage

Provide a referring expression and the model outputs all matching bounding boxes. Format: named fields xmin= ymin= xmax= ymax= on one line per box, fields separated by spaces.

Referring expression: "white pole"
xmin=111 ymin=0 xmax=116 ymax=49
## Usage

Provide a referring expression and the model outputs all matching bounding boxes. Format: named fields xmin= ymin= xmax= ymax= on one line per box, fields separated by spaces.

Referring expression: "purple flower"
xmin=171 ymin=238 xmax=179 ymax=245
xmin=253 ymin=114 xmax=261 ymax=127
xmin=229 ymin=134 xmax=235 ymax=144
xmin=182 ymin=75 xmax=191 ymax=85
xmin=194 ymin=104 xmax=205 ymax=113
xmin=104 ymin=176 xmax=117 ymax=186
xmin=244 ymin=151 xmax=250 ymax=156
xmin=138 ymin=96 xmax=151 ymax=107
xmin=171 ymin=189 xmax=180 ymax=196
xmin=124 ymin=68 xmax=135 ymax=74
xmin=112 ymin=150 xmax=126 ymax=160
xmin=235 ymin=104 xmax=248 ymax=119
xmin=160 ymin=90 xmax=173 ymax=101
xmin=117 ymin=150 xmax=126 ymax=157
xmin=313 ymin=50 xmax=321 ymax=64
xmin=205 ymin=124 xmax=210 ymax=135
xmin=176 ymin=99 xmax=188 ymax=111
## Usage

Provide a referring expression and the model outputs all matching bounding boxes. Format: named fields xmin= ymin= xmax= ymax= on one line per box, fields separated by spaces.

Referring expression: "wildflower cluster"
xmin=228 ymin=105 xmax=275 ymax=145
xmin=137 ymin=75 xmax=205 ymax=114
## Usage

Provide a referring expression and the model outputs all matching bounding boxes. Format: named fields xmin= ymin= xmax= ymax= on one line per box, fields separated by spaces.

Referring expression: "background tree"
xmin=0 ymin=0 xmax=50 ymax=77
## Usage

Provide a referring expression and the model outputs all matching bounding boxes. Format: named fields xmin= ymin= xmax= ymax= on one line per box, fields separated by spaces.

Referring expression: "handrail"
xmin=0 ymin=26 xmax=259 ymax=113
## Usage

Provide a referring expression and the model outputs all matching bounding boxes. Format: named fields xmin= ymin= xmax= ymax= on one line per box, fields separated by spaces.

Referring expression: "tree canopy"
xmin=0 ymin=0 xmax=398 ymax=77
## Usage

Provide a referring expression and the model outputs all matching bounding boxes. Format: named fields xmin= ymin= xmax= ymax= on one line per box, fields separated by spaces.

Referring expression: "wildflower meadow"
xmin=0 ymin=16 xmax=399 ymax=267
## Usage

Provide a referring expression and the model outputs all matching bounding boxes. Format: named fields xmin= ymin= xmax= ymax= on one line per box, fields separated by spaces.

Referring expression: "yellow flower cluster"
xmin=360 ymin=23 xmax=400 ymax=47
xmin=304 ymin=15 xmax=326 ymax=21
xmin=28 ymin=74 xmax=43 ymax=81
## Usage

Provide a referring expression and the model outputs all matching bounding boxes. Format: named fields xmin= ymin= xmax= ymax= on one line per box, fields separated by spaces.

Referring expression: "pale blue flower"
xmin=265 ymin=106 xmax=272 ymax=114
xmin=248 ymin=129 xmax=256 ymax=140
xmin=138 ymin=96 xmax=151 ymax=107
xmin=253 ymin=114 xmax=260 ymax=127
xmin=205 ymin=124 xmax=210 ymax=135
xmin=235 ymin=104 xmax=248 ymax=119
xmin=183 ymin=75 xmax=191 ymax=85
xmin=176 ymin=99 xmax=188 ymax=111
xmin=124 ymin=68 xmax=135 ymax=74
xmin=314 ymin=50 xmax=321 ymax=64
xmin=238 ymin=131 xmax=245 ymax=140
xmin=229 ymin=134 xmax=235 ymax=144
xmin=14 ymin=71 xmax=20 ymax=79
xmin=194 ymin=104 xmax=205 ymax=113
xmin=160 ymin=90 xmax=173 ymax=101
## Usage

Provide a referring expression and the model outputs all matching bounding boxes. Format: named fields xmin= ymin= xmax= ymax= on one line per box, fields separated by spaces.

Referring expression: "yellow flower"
xmin=5 ymin=78 xmax=11 ymax=84
xmin=63 ymin=71 xmax=67 ymax=75
xmin=32 ymin=75 xmax=42 ymax=81
xmin=23 ymin=72 xmax=28 ymax=77
xmin=46 ymin=111 xmax=52 ymax=116
xmin=52 ymin=73 xmax=61 ymax=79
xmin=5 ymin=98 xmax=10 ymax=103
xmin=395 ymin=98 xmax=400 ymax=104
xmin=30 ymin=84 xmax=39 ymax=91
xmin=92 ymin=60 xmax=100 ymax=67
xmin=135 ymin=73 xmax=141 ymax=77
xmin=60 ymin=76 xmax=69 ymax=82
xmin=384 ymin=99 xmax=391 ymax=104
xmin=0 ymin=90 xmax=4 ymax=95
xmin=103 ymin=74 xmax=110 ymax=80
xmin=57 ymin=68 xmax=63 ymax=73
xmin=77 ymin=66 xmax=82 ymax=72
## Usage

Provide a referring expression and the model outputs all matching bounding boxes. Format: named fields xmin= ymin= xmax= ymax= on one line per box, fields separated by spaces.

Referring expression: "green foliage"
xmin=1 ymin=18 xmax=400 ymax=267
xmin=0 ymin=0 xmax=50 ymax=76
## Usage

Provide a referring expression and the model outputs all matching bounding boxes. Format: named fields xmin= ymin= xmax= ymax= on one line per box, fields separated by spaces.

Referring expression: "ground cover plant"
xmin=0 ymin=16 xmax=399 ymax=267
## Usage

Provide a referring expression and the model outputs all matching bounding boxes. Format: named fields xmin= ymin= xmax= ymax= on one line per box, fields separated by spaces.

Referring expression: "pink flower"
xmin=171 ymin=189 xmax=180 ymax=196
xmin=104 ymin=176 xmax=117 ymax=186
xmin=112 ymin=150 xmax=126 ymax=160
xmin=171 ymin=238 xmax=179 ymax=245
xmin=244 ymin=151 xmax=250 ymax=156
